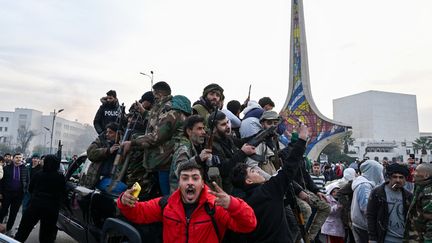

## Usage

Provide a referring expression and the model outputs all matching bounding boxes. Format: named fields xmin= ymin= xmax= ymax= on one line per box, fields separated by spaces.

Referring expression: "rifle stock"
xmin=205 ymin=106 xmax=219 ymax=150
xmin=247 ymin=126 xmax=277 ymax=147
xmin=288 ymin=183 xmax=310 ymax=243
xmin=107 ymin=112 xmax=141 ymax=193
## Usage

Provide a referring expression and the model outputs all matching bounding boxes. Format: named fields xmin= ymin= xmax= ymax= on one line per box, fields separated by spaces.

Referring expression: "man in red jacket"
xmin=118 ymin=161 xmax=257 ymax=243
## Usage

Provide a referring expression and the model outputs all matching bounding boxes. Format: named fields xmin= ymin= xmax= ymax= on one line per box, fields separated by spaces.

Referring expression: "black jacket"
xmin=366 ymin=182 xmax=413 ymax=243
xmin=29 ymin=171 xmax=66 ymax=209
xmin=212 ymin=134 xmax=247 ymax=194
xmin=93 ymin=99 xmax=121 ymax=134
xmin=284 ymin=143 xmax=319 ymax=194
xmin=0 ymin=163 xmax=29 ymax=195
xmin=242 ymin=139 xmax=306 ymax=243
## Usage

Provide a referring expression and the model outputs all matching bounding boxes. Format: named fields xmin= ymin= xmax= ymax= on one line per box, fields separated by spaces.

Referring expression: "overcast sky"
xmin=1 ymin=0 xmax=431 ymax=132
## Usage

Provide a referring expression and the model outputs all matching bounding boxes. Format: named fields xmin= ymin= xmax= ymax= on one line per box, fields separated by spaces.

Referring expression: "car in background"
xmin=56 ymin=154 xmax=155 ymax=243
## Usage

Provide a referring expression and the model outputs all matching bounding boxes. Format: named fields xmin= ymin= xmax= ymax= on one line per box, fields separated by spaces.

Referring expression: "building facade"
xmin=0 ymin=108 xmax=96 ymax=158
xmin=333 ymin=90 xmax=423 ymax=162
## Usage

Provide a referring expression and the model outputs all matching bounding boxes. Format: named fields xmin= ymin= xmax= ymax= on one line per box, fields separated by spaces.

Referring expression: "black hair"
xmin=105 ymin=122 xmax=120 ymax=132
xmin=43 ymin=154 xmax=60 ymax=172
xmin=386 ymin=163 xmax=410 ymax=178
xmin=207 ymin=111 xmax=226 ymax=128
xmin=4 ymin=153 xmax=11 ymax=157
xmin=140 ymin=91 xmax=155 ymax=104
xmin=258 ymin=97 xmax=275 ymax=108
xmin=106 ymin=90 xmax=117 ymax=98
xmin=227 ymin=100 xmax=241 ymax=115
xmin=183 ymin=115 xmax=205 ymax=137
xmin=152 ymin=81 xmax=171 ymax=95
xmin=177 ymin=161 xmax=204 ymax=178
xmin=0 ymin=156 xmax=3 ymax=162
xmin=231 ymin=163 xmax=250 ymax=189
xmin=13 ymin=153 xmax=22 ymax=158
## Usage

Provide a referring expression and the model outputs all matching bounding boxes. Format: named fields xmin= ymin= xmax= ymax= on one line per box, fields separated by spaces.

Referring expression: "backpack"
xmin=158 ymin=195 xmax=220 ymax=241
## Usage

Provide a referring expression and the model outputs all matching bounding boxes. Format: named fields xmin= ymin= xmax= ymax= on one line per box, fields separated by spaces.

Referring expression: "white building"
xmin=333 ymin=90 xmax=422 ymax=162
xmin=0 ymin=108 xmax=96 ymax=158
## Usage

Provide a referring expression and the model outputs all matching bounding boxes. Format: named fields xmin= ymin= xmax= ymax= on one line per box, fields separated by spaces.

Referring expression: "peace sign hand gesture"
xmin=208 ymin=182 xmax=231 ymax=209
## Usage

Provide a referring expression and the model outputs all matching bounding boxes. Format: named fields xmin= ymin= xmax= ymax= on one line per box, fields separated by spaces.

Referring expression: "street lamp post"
xmin=49 ymin=109 xmax=64 ymax=154
xmin=139 ymin=71 xmax=154 ymax=90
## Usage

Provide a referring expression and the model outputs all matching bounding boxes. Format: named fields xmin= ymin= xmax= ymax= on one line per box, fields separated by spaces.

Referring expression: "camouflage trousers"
xmin=296 ymin=189 xmax=330 ymax=240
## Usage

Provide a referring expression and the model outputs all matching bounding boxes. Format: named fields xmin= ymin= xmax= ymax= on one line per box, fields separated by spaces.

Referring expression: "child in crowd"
xmin=321 ymin=184 xmax=345 ymax=243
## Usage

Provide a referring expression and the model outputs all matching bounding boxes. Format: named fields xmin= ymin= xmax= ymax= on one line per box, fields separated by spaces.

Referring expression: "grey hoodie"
xmin=351 ymin=160 xmax=384 ymax=230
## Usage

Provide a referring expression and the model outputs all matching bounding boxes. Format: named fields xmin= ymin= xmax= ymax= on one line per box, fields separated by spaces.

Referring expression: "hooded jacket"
xmin=321 ymin=184 xmax=344 ymax=238
xmin=239 ymin=101 xmax=264 ymax=138
xmin=117 ymin=185 xmax=257 ymax=243
xmin=351 ymin=160 xmax=383 ymax=230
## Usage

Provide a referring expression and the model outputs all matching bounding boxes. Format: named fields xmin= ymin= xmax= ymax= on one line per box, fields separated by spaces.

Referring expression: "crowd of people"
xmin=0 ymin=81 xmax=431 ymax=243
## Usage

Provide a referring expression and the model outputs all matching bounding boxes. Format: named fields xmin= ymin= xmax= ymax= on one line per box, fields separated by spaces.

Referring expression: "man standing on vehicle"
xmin=93 ymin=89 xmax=123 ymax=135
xmin=118 ymin=161 xmax=257 ymax=243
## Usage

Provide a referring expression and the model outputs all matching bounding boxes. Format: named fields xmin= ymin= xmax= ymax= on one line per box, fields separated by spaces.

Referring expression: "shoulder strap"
xmin=204 ymin=202 xmax=220 ymax=242
xmin=158 ymin=195 xmax=170 ymax=211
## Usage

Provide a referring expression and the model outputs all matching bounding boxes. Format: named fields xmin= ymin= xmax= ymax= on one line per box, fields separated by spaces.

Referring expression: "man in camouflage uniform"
xmin=122 ymin=82 xmax=192 ymax=196
xmin=192 ymin=83 xmax=224 ymax=123
xmin=404 ymin=163 xmax=432 ymax=242
xmin=122 ymin=94 xmax=158 ymax=200
xmin=81 ymin=122 xmax=122 ymax=192
xmin=168 ymin=115 xmax=212 ymax=193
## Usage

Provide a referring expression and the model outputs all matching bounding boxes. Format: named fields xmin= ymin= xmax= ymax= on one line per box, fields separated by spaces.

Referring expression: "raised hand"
xmin=297 ymin=124 xmax=310 ymax=141
xmin=120 ymin=188 xmax=138 ymax=207
xmin=208 ymin=182 xmax=231 ymax=209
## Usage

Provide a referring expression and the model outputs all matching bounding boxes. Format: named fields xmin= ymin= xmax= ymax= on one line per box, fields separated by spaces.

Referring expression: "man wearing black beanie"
xmin=366 ymin=163 xmax=413 ymax=243
xmin=192 ymin=83 xmax=224 ymax=123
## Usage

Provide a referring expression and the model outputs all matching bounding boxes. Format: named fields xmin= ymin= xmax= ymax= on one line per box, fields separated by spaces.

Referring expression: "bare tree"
xmin=16 ymin=126 xmax=36 ymax=154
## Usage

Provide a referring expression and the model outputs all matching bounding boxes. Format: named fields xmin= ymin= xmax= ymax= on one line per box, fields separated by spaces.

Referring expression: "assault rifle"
xmin=206 ymin=107 xmax=222 ymax=189
xmin=56 ymin=140 xmax=63 ymax=159
xmin=107 ymin=113 xmax=140 ymax=193
xmin=107 ymin=111 xmax=136 ymax=193
xmin=288 ymin=182 xmax=310 ymax=243
xmin=246 ymin=125 xmax=277 ymax=147
xmin=206 ymin=106 xmax=219 ymax=150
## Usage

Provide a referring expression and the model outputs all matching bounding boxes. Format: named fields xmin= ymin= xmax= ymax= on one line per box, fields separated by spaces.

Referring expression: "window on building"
xmin=5 ymin=117 xmax=8 ymax=122
xmin=19 ymin=114 xmax=27 ymax=119
xmin=4 ymin=127 xmax=7 ymax=132
xmin=0 ymin=127 xmax=2 ymax=131
xmin=0 ymin=117 xmax=3 ymax=122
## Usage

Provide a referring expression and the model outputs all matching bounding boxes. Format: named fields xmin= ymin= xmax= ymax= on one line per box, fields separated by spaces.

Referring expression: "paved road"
xmin=9 ymin=208 xmax=77 ymax=243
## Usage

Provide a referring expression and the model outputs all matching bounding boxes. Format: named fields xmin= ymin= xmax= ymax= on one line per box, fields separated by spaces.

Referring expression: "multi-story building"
xmin=333 ymin=90 xmax=425 ymax=162
xmin=0 ymin=108 xmax=96 ymax=158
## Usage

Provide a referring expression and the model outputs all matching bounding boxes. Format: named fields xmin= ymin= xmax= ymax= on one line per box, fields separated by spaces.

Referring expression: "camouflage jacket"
xmin=80 ymin=137 xmax=116 ymax=189
xmin=404 ymin=177 xmax=432 ymax=243
xmin=169 ymin=136 xmax=204 ymax=193
xmin=131 ymin=95 xmax=191 ymax=171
